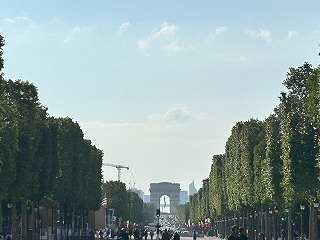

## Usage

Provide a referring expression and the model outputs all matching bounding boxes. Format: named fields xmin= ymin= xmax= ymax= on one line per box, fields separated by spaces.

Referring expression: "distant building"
xmin=180 ymin=190 xmax=188 ymax=204
xmin=144 ymin=195 xmax=150 ymax=202
xmin=189 ymin=181 xmax=197 ymax=196
xmin=130 ymin=188 xmax=144 ymax=200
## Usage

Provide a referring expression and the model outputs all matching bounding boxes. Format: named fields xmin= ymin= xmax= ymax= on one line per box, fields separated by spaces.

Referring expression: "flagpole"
xmin=101 ymin=193 xmax=108 ymax=231
xmin=104 ymin=193 xmax=107 ymax=230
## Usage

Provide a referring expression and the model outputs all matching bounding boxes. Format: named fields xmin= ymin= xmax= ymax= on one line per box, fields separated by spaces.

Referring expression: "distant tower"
xmin=180 ymin=191 xmax=188 ymax=204
xmin=189 ymin=180 xmax=197 ymax=196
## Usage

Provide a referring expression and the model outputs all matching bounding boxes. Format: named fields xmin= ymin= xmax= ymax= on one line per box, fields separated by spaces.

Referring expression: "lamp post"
xmin=26 ymin=203 xmax=32 ymax=240
xmin=34 ymin=205 xmax=39 ymax=240
xmin=254 ymin=211 xmax=258 ymax=239
xmin=249 ymin=213 xmax=253 ymax=240
xmin=261 ymin=209 xmax=265 ymax=235
xmin=268 ymin=208 xmax=273 ymax=240
xmin=7 ymin=202 xmax=12 ymax=235
xmin=274 ymin=207 xmax=279 ymax=240
xmin=312 ymin=201 xmax=319 ymax=240
xmin=300 ymin=204 xmax=305 ymax=239
xmin=225 ymin=218 xmax=229 ymax=237
xmin=284 ymin=208 xmax=289 ymax=240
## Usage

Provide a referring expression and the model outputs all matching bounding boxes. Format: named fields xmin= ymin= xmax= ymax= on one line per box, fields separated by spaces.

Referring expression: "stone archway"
xmin=149 ymin=182 xmax=180 ymax=214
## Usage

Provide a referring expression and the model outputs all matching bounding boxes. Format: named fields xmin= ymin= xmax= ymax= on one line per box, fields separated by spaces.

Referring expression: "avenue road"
xmin=180 ymin=237 xmax=220 ymax=240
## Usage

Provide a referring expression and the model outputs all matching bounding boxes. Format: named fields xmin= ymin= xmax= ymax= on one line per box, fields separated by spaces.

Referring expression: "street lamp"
xmin=314 ymin=201 xmax=319 ymax=240
xmin=268 ymin=208 xmax=273 ymax=240
xmin=300 ymin=204 xmax=305 ymax=239
xmin=7 ymin=202 xmax=12 ymax=235
xmin=249 ymin=214 xmax=253 ymax=240
xmin=285 ymin=208 xmax=289 ymax=240
xmin=261 ymin=209 xmax=265 ymax=234
xmin=254 ymin=211 xmax=258 ymax=239
xmin=26 ymin=203 xmax=32 ymax=240
xmin=274 ymin=207 xmax=279 ymax=240
xmin=34 ymin=205 xmax=39 ymax=240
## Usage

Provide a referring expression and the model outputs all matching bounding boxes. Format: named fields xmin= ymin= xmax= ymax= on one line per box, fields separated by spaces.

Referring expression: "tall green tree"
xmin=0 ymin=78 xmax=18 ymax=234
xmin=102 ymin=181 xmax=129 ymax=220
xmin=261 ymin=114 xmax=283 ymax=206
xmin=175 ymin=202 xmax=189 ymax=224
xmin=127 ymin=190 xmax=143 ymax=224
xmin=209 ymin=154 xmax=225 ymax=216
xmin=278 ymin=63 xmax=320 ymax=206
xmin=225 ymin=119 xmax=264 ymax=210
xmin=53 ymin=117 xmax=86 ymax=211
xmin=142 ymin=202 xmax=157 ymax=224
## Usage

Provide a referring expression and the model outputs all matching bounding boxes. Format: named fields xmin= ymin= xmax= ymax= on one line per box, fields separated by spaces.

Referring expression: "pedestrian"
xmin=150 ymin=230 xmax=154 ymax=240
xmin=193 ymin=230 xmax=197 ymax=240
xmin=161 ymin=229 xmax=170 ymax=240
xmin=129 ymin=229 xmax=133 ymax=239
xmin=119 ymin=228 xmax=129 ymax=240
xmin=134 ymin=228 xmax=140 ymax=240
xmin=173 ymin=232 xmax=180 ymax=240
xmin=228 ymin=225 xmax=239 ymax=240
xmin=281 ymin=229 xmax=286 ymax=240
xmin=144 ymin=230 xmax=148 ymax=240
xmin=99 ymin=230 xmax=104 ymax=239
xmin=238 ymin=227 xmax=248 ymax=240
xmin=257 ymin=232 xmax=265 ymax=240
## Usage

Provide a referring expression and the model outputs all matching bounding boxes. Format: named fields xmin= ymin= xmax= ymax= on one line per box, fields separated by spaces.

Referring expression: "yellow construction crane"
xmin=102 ymin=162 xmax=129 ymax=181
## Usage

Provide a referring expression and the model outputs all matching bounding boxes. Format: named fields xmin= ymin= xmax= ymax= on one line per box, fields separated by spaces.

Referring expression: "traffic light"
xmin=156 ymin=208 xmax=160 ymax=218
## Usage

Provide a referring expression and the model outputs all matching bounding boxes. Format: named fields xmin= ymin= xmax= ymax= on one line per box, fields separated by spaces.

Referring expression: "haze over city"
xmin=1 ymin=1 xmax=320 ymax=193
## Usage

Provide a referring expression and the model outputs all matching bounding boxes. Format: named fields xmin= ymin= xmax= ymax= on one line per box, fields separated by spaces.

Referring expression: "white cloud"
xmin=16 ymin=16 xmax=30 ymax=21
xmin=137 ymin=22 xmax=177 ymax=49
xmin=3 ymin=16 xmax=31 ymax=24
xmin=147 ymin=107 xmax=206 ymax=126
xmin=3 ymin=18 xmax=15 ymax=24
xmin=163 ymin=41 xmax=184 ymax=53
xmin=287 ymin=31 xmax=298 ymax=39
xmin=148 ymin=107 xmax=192 ymax=124
xmin=220 ymin=55 xmax=248 ymax=62
xmin=64 ymin=26 xmax=87 ymax=44
xmin=246 ymin=28 xmax=272 ymax=42
xmin=163 ymin=41 xmax=194 ymax=54
xmin=215 ymin=26 xmax=227 ymax=35
xmin=117 ymin=22 xmax=130 ymax=36
xmin=208 ymin=26 xmax=227 ymax=39
xmin=2 ymin=15 xmax=38 ymax=30
xmin=239 ymin=56 xmax=247 ymax=61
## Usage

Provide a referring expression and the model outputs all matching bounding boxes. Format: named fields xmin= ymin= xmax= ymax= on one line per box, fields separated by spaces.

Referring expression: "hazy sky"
xmin=1 ymin=1 xmax=320 ymax=194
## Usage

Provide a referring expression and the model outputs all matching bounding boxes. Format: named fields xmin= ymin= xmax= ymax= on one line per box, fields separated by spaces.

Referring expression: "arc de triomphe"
xmin=149 ymin=182 xmax=180 ymax=214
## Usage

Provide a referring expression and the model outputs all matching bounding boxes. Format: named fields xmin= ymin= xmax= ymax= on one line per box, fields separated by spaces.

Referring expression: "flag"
xmin=101 ymin=197 xmax=107 ymax=207
xmin=164 ymin=197 xmax=166 ymax=208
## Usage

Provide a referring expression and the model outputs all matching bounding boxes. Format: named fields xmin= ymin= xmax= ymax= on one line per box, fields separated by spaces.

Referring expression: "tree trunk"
xmin=0 ymin=198 xmax=3 ymax=234
xmin=11 ymin=197 xmax=16 ymax=239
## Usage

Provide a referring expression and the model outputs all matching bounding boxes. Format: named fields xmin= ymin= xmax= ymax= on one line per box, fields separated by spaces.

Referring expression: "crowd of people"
xmin=96 ymin=227 xmax=182 ymax=240
xmin=95 ymin=223 xmax=274 ymax=240
xmin=227 ymin=225 xmax=264 ymax=240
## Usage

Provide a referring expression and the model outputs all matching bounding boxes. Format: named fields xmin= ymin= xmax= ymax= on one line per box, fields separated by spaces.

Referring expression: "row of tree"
xmin=0 ymin=34 xmax=104 ymax=237
xmin=176 ymin=62 xmax=320 ymax=236
xmin=0 ymin=34 xmax=157 ymax=238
